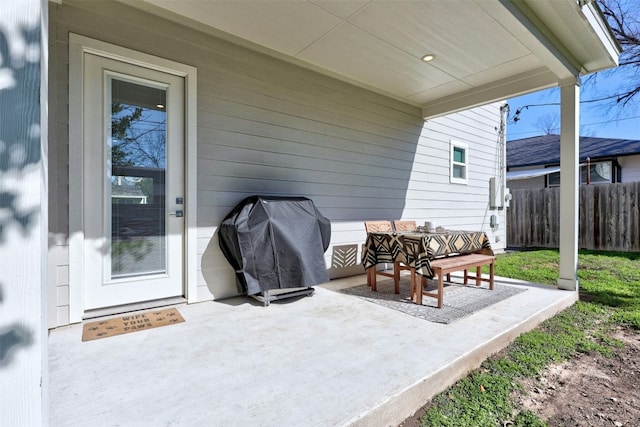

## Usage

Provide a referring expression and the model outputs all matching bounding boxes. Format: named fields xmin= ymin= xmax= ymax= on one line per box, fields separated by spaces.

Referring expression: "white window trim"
xmin=450 ymin=140 xmax=469 ymax=185
xmin=68 ymin=34 xmax=198 ymax=323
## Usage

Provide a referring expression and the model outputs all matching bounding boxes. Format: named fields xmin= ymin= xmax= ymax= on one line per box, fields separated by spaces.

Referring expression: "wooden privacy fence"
xmin=507 ymin=182 xmax=640 ymax=252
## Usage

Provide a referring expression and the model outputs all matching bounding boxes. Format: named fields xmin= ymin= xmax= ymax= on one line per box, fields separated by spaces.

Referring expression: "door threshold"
xmin=83 ymin=297 xmax=187 ymax=320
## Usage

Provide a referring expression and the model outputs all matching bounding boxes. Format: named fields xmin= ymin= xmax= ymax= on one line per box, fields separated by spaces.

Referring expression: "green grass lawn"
xmin=416 ymin=249 xmax=640 ymax=426
xmin=495 ymin=249 xmax=640 ymax=329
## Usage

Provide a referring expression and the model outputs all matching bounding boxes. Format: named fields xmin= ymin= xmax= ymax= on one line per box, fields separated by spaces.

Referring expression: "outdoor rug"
xmin=82 ymin=308 xmax=185 ymax=342
xmin=341 ymin=278 xmax=526 ymax=324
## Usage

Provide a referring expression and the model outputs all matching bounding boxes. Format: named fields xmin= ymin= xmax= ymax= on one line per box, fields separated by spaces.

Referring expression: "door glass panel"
xmin=109 ymin=78 xmax=167 ymax=278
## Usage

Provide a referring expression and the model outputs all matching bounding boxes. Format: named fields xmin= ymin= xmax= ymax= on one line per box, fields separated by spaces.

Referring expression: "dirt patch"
xmin=516 ymin=328 xmax=640 ymax=427
xmin=400 ymin=328 xmax=640 ymax=427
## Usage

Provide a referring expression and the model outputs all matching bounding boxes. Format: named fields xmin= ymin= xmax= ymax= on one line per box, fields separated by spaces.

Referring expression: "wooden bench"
xmin=411 ymin=253 xmax=496 ymax=308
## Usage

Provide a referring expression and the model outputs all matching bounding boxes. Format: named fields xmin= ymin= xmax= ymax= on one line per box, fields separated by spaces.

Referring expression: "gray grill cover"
xmin=218 ymin=196 xmax=331 ymax=295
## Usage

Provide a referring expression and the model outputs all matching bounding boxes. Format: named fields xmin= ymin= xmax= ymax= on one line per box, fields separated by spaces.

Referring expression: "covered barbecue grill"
xmin=218 ymin=196 xmax=331 ymax=305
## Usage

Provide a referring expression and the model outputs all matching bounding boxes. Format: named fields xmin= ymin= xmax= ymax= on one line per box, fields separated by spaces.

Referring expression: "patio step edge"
xmin=344 ymin=289 xmax=578 ymax=427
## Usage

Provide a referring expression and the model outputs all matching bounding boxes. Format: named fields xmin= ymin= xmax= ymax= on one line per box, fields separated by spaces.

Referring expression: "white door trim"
xmin=68 ymin=34 xmax=198 ymax=323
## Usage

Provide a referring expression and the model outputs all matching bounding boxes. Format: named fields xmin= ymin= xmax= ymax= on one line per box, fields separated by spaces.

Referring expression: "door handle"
xmin=169 ymin=210 xmax=184 ymax=218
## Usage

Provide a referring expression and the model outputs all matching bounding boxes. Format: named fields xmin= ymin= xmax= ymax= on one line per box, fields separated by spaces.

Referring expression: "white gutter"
xmin=506 ymin=162 xmax=592 ymax=180
xmin=506 ymin=166 xmax=561 ymax=180
xmin=579 ymin=1 xmax=621 ymax=69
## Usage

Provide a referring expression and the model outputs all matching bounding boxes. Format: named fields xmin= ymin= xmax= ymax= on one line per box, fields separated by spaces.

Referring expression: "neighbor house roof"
xmin=507 ymin=134 xmax=640 ymax=168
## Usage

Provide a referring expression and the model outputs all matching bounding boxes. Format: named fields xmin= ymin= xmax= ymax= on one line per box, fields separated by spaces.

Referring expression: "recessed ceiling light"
xmin=156 ymin=104 xmax=165 ymax=109
xmin=421 ymin=54 xmax=436 ymax=63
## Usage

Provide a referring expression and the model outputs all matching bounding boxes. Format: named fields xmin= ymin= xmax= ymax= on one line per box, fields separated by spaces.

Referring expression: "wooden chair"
xmin=364 ymin=220 xmax=393 ymax=233
xmin=364 ymin=221 xmax=406 ymax=294
xmin=395 ymin=220 xmax=445 ymax=300
xmin=392 ymin=220 xmax=418 ymax=294
xmin=393 ymin=220 xmax=417 ymax=232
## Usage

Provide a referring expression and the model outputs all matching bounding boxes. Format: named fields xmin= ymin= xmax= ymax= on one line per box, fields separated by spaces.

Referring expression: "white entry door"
xmin=82 ymin=53 xmax=185 ymax=310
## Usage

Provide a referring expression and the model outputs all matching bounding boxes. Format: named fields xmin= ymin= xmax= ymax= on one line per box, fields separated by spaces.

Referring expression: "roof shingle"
xmin=507 ymin=134 xmax=640 ymax=168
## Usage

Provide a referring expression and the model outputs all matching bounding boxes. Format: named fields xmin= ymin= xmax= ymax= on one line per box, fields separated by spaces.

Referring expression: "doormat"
xmin=340 ymin=278 xmax=526 ymax=324
xmin=82 ymin=308 xmax=185 ymax=342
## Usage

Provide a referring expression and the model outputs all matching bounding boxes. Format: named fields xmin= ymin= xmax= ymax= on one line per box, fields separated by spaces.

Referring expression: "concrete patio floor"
xmin=49 ymin=274 xmax=577 ymax=427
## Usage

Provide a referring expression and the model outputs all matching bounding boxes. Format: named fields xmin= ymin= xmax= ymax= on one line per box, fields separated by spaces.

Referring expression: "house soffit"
xmin=129 ymin=0 xmax=619 ymax=119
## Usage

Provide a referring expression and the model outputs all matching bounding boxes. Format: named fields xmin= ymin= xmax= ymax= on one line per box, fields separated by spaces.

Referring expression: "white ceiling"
xmin=135 ymin=0 xmax=619 ymax=118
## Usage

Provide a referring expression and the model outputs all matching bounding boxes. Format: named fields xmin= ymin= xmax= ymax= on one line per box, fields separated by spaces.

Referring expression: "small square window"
xmin=450 ymin=140 xmax=468 ymax=184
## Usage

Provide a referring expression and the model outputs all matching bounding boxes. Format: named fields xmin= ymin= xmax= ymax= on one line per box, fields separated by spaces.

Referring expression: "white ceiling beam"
xmin=421 ymin=68 xmax=557 ymax=119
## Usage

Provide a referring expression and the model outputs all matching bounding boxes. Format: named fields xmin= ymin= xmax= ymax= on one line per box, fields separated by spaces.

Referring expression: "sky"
xmin=506 ymin=68 xmax=640 ymax=142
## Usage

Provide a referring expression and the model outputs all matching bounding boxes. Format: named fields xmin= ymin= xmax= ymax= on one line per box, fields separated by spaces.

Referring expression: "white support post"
xmin=557 ymin=81 xmax=580 ymax=291
xmin=0 ymin=1 xmax=48 ymax=424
